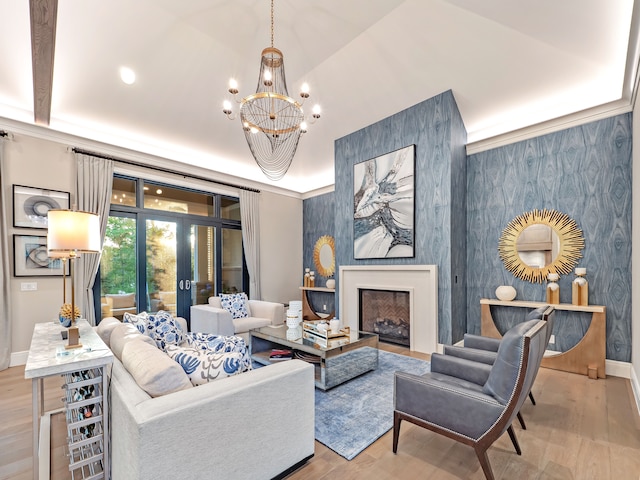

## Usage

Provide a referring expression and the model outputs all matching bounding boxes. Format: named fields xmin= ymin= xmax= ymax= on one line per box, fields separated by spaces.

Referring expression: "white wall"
xmin=4 ymin=133 xmax=303 ymax=364
xmin=5 ymin=135 xmax=75 ymax=357
xmin=632 ymin=101 xmax=640 ymax=413
xmin=259 ymin=190 xmax=303 ymax=305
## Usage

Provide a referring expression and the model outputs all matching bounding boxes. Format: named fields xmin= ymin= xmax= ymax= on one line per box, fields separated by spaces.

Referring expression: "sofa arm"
xmin=111 ymin=360 xmax=315 ymax=480
xmin=248 ymin=300 xmax=285 ymax=326
xmin=190 ymin=304 xmax=234 ymax=336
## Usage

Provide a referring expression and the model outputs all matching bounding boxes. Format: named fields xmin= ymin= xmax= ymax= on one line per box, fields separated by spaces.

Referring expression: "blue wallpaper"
xmin=332 ymin=90 xmax=467 ymax=344
xmin=303 ymin=99 xmax=631 ymax=361
xmin=467 ymin=113 xmax=632 ymax=362
xmin=303 ymin=192 xmax=336 ymax=314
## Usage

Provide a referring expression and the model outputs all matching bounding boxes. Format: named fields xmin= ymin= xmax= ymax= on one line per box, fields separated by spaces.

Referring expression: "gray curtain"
xmin=239 ymin=190 xmax=261 ymax=299
xmin=75 ymin=153 xmax=113 ymax=325
xmin=0 ymin=137 xmax=11 ymax=370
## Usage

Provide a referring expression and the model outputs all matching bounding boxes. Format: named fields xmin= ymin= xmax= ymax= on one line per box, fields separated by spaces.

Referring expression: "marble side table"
xmin=24 ymin=319 xmax=113 ymax=480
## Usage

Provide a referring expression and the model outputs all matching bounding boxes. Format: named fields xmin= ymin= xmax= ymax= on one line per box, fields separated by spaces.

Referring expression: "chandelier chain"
xmin=270 ymin=0 xmax=274 ymax=48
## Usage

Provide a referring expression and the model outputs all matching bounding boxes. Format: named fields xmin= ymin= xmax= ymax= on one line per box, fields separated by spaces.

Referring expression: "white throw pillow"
xmin=166 ymin=344 xmax=252 ymax=386
xmin=110 ymin=322 xmax=155 ymax=360
xmin=122 ymin=340 xmax=192 ymax=397
xmin=220 ymin=293 xmax=250 ymax=319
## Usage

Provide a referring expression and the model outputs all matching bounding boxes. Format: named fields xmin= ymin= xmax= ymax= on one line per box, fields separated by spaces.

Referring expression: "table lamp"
xmin=47 ymin=209 xmax=101 ymax=349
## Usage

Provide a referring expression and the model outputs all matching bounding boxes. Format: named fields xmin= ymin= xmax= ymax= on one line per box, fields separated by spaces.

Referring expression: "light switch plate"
xmin=21 ymin=282 xmax=37 ymax=291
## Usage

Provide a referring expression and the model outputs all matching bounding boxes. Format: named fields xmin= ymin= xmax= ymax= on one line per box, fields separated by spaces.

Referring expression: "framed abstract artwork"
xmin=353 ymin=145 xmax=415 ymax=259
xmin=13 ymin=184 xmax=70 ymax=229
xmin=13 ymin=235 xmax=69 ymax=277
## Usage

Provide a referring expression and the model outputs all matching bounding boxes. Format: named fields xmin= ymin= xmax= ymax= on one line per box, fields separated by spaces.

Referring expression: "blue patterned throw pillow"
xmin=145 ymin=310 xmax=185 ymax=351
xmin=166 ymin=345 xmax=252 ymax=386
xmin=184 ymin=332 xmax=248 ymax=354
xmin=220 ymin=293 xmax=249 ymax=319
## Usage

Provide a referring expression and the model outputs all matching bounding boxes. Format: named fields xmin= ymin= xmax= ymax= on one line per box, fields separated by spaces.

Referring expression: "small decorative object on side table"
xmin=546 ymin=273 xmax=560 ymax=304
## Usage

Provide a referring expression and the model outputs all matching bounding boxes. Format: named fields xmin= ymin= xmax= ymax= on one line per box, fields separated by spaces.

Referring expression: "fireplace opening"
xmin=359 ymin=288 xmax=410 ymax=347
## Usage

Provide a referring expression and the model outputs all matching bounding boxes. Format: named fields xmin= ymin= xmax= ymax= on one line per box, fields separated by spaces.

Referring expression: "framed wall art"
xmin=353 ymin=145 xmax=415 ymax=259
xmin=13 ymin=185 xmax=70 ymax=229
xmin=13 ymin=235 xmax=69 ymax=277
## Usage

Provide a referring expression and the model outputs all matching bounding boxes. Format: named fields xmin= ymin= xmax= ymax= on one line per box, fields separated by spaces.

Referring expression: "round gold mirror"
xmin=313 ymin=235 xmax=335 ymax=278
xmin=498 ymin=209 xmax=584 ymax=283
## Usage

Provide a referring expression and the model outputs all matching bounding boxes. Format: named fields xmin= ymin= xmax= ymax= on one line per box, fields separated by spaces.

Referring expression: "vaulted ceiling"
xmin=0 ymin=0 xmax=638 ymax=193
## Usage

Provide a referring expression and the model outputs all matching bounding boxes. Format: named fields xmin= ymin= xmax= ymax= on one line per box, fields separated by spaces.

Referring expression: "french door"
xmin=100 ymin=214 xmax=245 ymax=324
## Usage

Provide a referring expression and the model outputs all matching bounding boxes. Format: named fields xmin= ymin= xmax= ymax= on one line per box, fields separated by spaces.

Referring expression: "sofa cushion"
xmin=145 ymin=310 xmax=185 ymax=351
xmin=123 ymin=311 xmax=149 ymax=334
xmin=110 ymin=322 xmax=156 ymax=360
xmin=121 ymin=340 xmax=192 ymax=397
xmin=233 ymin=317 xmax=271 ymax=332
xmin=96 ymin=316 xmax=121 ymax=347
xmin=166 ymin=344 xmax=252 ymax=386
xmin=220 ymin=293 xmax=250 ymax=319
xmin=183 ymin=332 xmax=248 ymax=354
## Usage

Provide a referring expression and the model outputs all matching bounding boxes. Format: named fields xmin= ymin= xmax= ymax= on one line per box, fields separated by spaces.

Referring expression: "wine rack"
xmin=61 ymin=368 xmax=106 ymax=479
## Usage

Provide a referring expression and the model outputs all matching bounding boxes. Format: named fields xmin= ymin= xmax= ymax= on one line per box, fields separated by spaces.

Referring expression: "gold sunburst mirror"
xmin=498 ymin=209 xmax=584 ymax=283
xmin=313 ymin=235 xmax=335 ymax=277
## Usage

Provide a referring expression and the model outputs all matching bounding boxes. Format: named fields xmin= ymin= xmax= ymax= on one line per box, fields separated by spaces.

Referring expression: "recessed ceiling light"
xmin=119 ymin=66 xmax=136 ymax=85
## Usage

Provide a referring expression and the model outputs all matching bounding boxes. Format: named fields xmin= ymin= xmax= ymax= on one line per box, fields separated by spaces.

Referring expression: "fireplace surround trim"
xmin=339 ymin=265 xmax=438 ymax=354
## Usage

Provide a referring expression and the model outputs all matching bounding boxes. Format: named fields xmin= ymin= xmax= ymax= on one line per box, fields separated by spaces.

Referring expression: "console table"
xmin=24 ymin=319 xmax=113 ymax=480
xmin=480 ymin=299 xmax=606 ymax=379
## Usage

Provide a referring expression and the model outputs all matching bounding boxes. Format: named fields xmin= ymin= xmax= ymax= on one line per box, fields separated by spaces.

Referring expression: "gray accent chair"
xmin=393 ymin=319 xmax=548 ymax=480
xmin=443 ymin=305 xmax=555 ymax=419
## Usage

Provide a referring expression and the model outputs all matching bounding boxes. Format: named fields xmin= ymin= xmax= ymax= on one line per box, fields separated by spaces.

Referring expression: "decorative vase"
xmin=546 ymin=273 xmax=560 ymax=304
xmin=326 ymin=278 xmax=336 ymax=289
xmin=495 ymin=285 xmax=516 ymax=301
xmin=572 ymin=267 xmax=588 ymax=306
xmin=59 ymin=303 xmax=80 ymax=327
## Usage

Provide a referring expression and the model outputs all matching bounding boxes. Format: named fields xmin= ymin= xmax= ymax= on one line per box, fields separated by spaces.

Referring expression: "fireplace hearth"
xmin=359 ymin=289 xmax=410 ymax=346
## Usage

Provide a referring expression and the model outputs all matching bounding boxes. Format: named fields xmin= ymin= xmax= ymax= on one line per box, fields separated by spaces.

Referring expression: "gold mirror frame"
xmin=498 ymin=209 xmax=584 ymax=283
xmin=313 ymin=235 xmax=335 ymax=278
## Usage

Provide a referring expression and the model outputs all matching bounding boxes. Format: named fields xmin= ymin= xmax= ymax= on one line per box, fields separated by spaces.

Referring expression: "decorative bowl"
xmin=495 ymin=285 xmax=517 ymax=301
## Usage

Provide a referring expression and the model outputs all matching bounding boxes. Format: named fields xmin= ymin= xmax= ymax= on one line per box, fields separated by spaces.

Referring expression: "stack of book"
xmin=269 ymin=349 xmax=293 ymax=361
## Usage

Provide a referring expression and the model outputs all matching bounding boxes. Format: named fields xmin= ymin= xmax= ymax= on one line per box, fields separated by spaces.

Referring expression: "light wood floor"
xmin=1 ymin=343 xmax=639 ymax=480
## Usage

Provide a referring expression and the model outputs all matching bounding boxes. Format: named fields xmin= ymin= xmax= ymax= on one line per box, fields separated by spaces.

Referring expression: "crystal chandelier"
xmin=223 ymin=0 xmax=321 ymax=181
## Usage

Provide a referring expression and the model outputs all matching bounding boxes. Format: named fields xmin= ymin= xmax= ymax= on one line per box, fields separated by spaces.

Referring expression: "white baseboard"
xmin=631 ymin=366 xmax=640 ymax=417
xmin=605 ymin=359 xmax=631 ymax=379
xmin=10 ymin=350 xmax=28 ymax=367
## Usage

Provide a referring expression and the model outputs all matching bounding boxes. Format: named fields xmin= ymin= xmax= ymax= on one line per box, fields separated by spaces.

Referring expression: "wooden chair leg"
xmin=529 ymin=391 xmax=536 ymax=405
xmin=507 ymin=425 xmax=522 ymax=455
xmin=475 ymin=447 xmax=496 ymax=480
xmin=392 ymin=411 xmax=402 ymax=453
xmin=516 ymin=411 xmax=527 ymax=430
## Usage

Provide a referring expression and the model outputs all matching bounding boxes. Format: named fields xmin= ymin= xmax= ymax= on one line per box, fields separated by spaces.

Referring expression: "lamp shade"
xmin=47 ymin=209 xmax=101 ymax=254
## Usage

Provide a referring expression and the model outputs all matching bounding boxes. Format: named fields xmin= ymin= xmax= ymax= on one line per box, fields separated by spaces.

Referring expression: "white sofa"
xmin=102 ymin=317 xmax=315 ymax=480
xmin=190 ymin=296 xmax=285 ymax=341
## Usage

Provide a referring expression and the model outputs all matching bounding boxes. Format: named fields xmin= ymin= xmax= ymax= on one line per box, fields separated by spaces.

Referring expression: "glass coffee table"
xmin=250 ymin=325 xmax=378 ymax=390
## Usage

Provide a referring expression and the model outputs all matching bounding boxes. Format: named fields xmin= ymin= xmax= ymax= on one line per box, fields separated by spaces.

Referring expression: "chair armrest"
xmin=464 ymin=334 xmax=501 ymax=352
xmin=443 ymin=345 xmax=496 ymax=365
xmin=394 ymin=371 xmax=504 ymax=439
xmin=190 ymin=305 xmax=234 ymax=336
xmin=248 ymin=300 xmax=285 ymax=326
xmin=430 ymin=353 xmax=492 ymax=386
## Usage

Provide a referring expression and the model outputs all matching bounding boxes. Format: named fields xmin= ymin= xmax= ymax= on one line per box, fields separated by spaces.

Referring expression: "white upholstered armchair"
xmin=190 ymin=296 xmax=285 ymax=341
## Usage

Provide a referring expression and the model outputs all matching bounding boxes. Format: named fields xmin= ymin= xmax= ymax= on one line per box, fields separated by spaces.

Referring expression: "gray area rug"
xmin=315 ymin=350 xmax=431 ymax=460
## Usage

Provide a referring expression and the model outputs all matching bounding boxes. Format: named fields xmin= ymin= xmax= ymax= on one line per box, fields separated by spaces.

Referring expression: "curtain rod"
xmin=71 ymin=147 xmax=260 ymax=193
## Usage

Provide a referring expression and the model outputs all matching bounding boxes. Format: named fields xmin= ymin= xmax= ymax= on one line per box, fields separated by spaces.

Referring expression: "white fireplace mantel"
xmin=339 ymin=265 xmax=438 ymax=354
